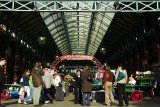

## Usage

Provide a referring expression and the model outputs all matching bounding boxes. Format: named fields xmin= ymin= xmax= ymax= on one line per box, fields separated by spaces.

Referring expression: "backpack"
xmin=117 ymin=69 xmax=125 ymax=81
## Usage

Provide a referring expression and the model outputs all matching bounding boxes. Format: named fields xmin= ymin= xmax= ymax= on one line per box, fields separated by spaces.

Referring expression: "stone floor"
xmin=1 ymin=94 xmax=160 ymax=107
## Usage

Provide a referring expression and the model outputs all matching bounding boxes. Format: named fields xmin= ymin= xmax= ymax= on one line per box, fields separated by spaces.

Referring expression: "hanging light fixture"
xmin=55 ymin=50 xmax=59 ymax=59
xmin=100 ymin=47 xmax=106 ymax=54
xmin=100 ymin=41 xmax=106 ymax=54
xmin=37 ymin=36 xmax=47 ymax=45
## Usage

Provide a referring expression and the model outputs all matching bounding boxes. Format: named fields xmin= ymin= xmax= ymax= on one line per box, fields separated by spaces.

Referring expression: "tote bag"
xmin=117 ymin=69 xmax=125 ymax=81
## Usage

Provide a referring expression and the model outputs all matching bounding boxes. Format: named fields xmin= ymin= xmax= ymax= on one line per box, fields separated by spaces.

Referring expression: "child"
xmin=18 ymin=69 xmax=30 ymax=103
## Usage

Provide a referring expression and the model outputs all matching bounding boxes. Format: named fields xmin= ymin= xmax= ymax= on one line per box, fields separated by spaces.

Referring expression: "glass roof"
xmin=37 ymin=2 xmax=115 ymax=56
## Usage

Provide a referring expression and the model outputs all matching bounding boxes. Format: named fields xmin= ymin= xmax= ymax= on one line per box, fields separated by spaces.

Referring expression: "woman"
xmin=115 ymin=64 xmax=129 ymax=106
xmin=32 ymin=62 xmax=44 ymax=107
xmin=18 ymin=69 xmax=30 ymax=104
xmin=73 ymin=69 xmax=81 ymax=104
xmin=54 ymin=73 xmax=64 ymax=101
xmin=24 ymin=74 xmax=34 ymax=105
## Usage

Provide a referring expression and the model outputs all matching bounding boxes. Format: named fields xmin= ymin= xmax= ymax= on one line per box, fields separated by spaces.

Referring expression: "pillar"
xmin=13 ymin=54 xmax=17 ymax=84
xmin=21 ymin=58 xmax=24 ymax=77
xmin=4 ymin=50 xmax=8 ymax=83
xmin=137 ymin=55 xmax=140 ymax=71
xmin=130 ymin=58 xmax=133 ymax=75
xmin=146 ymin=50 xmax=149 ymax=70
xmin=157 ymin=44 xmax=160 ymax=63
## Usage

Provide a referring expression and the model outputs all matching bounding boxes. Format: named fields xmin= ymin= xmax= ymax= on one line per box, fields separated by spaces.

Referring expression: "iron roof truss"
xmin=0 ymin=0 xmax=160 ymax=12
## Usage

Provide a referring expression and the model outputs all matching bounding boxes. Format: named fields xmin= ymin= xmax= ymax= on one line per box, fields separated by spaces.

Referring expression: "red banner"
xmin=50 ymin=54 xmax=104 ymax=79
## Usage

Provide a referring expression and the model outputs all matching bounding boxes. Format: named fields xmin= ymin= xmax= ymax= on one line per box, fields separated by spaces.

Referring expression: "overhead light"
xmin=100 ymin=47 xmax=106 ymax=54
xmin=21 ymin=40 xmax=23 ymax=44
xmin=38 ymin=36 xmax=47 ymax=45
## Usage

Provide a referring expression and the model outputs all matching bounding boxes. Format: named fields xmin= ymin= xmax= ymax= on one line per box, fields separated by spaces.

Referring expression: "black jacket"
xmin=0 ymin=65 xmax=4 ymax=90
xmin=74 ymin=75 xmax=81 ymax=88
xmin=22 ymin=75 xmax=30 ymax=87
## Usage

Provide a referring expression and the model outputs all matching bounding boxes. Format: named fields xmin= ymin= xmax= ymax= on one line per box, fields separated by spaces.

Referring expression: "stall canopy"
xmin=65 ymin=74 xmax=73 ymax=79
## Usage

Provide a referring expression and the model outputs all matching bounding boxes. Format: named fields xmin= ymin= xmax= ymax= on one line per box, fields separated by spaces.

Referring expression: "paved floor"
xmin=1 ymin=94 xmax=160 ymax=107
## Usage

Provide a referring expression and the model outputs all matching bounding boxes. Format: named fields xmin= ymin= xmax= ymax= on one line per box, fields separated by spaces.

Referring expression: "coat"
xmin=0 ymin=65 xmax=4 ymax=91
xmin=32 ymin=68 xmax=44 ymax=87
xmin=22 ymin=75 xmax=29 ymax=87
xmin=81 ymin=70 xmax=93 ymax=92
xmin=103 ymin=70 xmax=114 ymax=83
xmin=74 ymin=75 xmax=81 ymax=88
xmin=43 ymin=71 xmax=53 ymax=89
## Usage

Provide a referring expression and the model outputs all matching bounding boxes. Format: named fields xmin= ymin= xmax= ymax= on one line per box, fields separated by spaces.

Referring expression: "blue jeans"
xmin=82 ymin=92 xmax=90 ymax=106
xmin=24 ymin=86 xmax=34 ymax=103
xmin=41 ymin=88 xmax=47 ymax=101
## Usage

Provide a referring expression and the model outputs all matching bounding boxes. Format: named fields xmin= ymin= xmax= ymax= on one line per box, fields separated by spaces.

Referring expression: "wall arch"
xmin=50 ymin=54 xmax=104 ymax=79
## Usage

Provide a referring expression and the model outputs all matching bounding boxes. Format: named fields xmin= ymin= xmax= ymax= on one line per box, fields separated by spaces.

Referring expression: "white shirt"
xmin=54 ymin=75 xmax=61 ymax=86
xmin=129 ymin=78 xmax=136 ymax=85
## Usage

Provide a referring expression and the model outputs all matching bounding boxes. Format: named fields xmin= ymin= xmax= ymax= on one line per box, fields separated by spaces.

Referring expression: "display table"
xmin=92 ymin=90 xmax=105 ymax=102
xmin=4 ymin=84 xmax=21 ymax=92
xmin=4 ymin=84 xmax=22 ymax=98
xmin=91 ymin=84 xmax=105 ymax=102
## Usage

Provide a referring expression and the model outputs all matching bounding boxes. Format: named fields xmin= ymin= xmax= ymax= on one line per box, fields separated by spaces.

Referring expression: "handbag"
xmin=19 ymin=87 xmax=25 ymax=99
xmin=117 ymin=69 xmax=125 ymax=81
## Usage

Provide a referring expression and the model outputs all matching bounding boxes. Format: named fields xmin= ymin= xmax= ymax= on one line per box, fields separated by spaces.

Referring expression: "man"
xmin=81 ymin=66 xmax=93 ymax=106
xmin=32 ymin=62 xmax=44 ymax=107
xmin=103 ymin=66 xmax=114 ymax=106
xmin=115 ymin=64 xmax=129 ymax=106
xmin=0 ymin=58 xmax=6 ymax=106
xmin=43 ymin=68 xmax=53 ymax=103
xmin=73 ymin=69 xmax=81 ymax=104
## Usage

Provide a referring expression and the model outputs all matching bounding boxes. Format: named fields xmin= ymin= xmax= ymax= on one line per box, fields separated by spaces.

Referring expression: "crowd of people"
xmin=0 ymin=58 xmax=131 ymax=107
xmin=0 ymin=57 xmax=158 ymax=107
xmin=17 ymin=62 xmax=66 ymax=107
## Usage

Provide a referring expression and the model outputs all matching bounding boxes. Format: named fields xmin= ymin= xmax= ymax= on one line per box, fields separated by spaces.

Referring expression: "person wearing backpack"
xmin=103 ymin=65 xmax=114 ymax=106
xmin=115 ymin=64 xmax=129 ymax=106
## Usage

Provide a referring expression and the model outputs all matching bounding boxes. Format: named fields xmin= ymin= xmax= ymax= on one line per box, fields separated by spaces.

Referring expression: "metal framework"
xmin=0 ymin=0 xmax=160 ymax=12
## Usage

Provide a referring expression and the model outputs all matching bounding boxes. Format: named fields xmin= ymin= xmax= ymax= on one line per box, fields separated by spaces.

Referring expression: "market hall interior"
xmin=0 ymin=0 xmax=160 ymax=107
